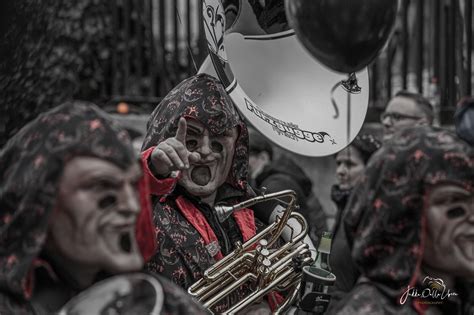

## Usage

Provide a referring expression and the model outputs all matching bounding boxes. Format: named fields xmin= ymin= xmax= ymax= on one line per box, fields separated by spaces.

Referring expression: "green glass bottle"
xmin=315 ymin=231 xmax=332 ymax=271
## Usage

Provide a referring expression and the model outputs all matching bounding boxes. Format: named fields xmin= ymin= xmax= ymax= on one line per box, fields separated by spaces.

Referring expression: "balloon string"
xmin=330 ymin=81 xmax=342 ymax=119
xmin=345 ymin=89 xmax=352 ymax=187
xmin=346 ymin=90 xmax=350 ymax=142
xmin=330 ymin=73 xmax=361 ymax=120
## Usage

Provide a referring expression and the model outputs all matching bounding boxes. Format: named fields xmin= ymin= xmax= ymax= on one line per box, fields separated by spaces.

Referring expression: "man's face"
xmin=180 ymin=119 xmax=238 ymax=198
xmin=424 ymin=184 xmax=474 ymax=278
xmin=381 ymin=96 xmax=427 ymax=141
xmin=335 ymin=146 xmax=365 ymax=190
xmin=48 ymin=157 xmax=143 ymax=274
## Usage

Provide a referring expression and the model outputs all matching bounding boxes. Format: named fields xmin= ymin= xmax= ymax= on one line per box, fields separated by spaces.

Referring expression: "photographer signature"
xmin=400 ymin=277 xmax=458 ymax=305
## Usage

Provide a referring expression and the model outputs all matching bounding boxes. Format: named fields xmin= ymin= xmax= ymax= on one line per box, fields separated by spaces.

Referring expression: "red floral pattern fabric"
xmin=332 ymin=126 xmax=473 ymax=314
xmin=0 ymin=101 xmax=156 ymax=313
xmin=142 ymin=74 xmax=264 ymax=312
xmin=142 ymin=73 xmax=249 ymax=193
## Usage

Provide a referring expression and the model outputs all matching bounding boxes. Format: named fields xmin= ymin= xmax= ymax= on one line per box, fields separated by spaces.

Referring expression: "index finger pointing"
xmin=175 ymin=117 xmax=187 ymax=144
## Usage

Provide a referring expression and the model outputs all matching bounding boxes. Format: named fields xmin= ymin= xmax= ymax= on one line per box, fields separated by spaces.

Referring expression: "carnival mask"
xmin=47 ymin=157 xmax=144 ymax=278
xmin=424 ymin=183 xmax=474 ymax=277
xmin=179 ymin=119 xmax=238 ymax=201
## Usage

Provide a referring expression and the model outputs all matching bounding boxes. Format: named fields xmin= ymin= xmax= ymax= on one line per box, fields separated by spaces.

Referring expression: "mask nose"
xmin=117 ymin=184 xmax=141 ymax=218
xmin=467 ymin=200 xmax=474 ymax=223
xmin=196 ymin=135 xmax=213 ymax=158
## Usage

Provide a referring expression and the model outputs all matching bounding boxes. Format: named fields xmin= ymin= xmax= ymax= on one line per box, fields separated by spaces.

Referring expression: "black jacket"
xmin=252 ymin=155 xmax=328 ymax=245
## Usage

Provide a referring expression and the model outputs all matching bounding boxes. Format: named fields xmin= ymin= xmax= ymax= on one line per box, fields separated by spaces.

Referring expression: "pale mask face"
xmin=335 ymin=146 xmax=365 ymax=190
xmin=48 ymin=157 xmax=144 ymax=275
xmin=180 ymin=119 xmax=238 ymax=199
xmin=424 ymin=184 xmax=474 ymax=278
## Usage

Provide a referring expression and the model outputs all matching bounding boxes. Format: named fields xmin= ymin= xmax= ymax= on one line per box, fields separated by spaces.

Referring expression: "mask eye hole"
xmin=446 ymin=206 xmax=466 ymax=219
xmin=186 ymin=140 xmax=198 ymax=151
xmin=99 ymin=195 xmax=117 ymax=209
xmin=211 ymin=141 xmax=223 ymax=153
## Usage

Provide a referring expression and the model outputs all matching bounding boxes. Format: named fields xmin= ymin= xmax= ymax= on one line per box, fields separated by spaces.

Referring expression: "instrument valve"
xmin=257 ymin=258 xmax=272 ymax=289
xmin=234 ymin=241 xmax=243 ymax=254
xmin=254 ymin=239 xmax=270 ymax=268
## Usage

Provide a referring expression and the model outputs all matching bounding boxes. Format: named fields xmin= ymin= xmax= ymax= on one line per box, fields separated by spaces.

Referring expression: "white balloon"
xmin=200 ymin=0 xmax=369 ymax=157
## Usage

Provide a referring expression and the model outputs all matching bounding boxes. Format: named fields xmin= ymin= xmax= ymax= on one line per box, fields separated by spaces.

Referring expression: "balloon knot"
xmin=341 ymin=73 xmax=361 ymax=94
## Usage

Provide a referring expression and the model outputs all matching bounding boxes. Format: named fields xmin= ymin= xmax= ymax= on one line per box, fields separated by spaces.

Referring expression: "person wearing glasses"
xmin=380 ymin=91 xmax=434 ymax=141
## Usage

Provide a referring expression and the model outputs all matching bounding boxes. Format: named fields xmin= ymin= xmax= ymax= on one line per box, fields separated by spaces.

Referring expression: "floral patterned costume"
xmin=330 ymin=126 xmax=473 ymax=315
xmin=0 ymin=101 xmax=208 ymax=315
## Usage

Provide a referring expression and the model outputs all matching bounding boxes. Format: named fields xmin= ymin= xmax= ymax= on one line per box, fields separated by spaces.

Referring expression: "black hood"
xmin=255 ymin=155 xmax=312 ymax=197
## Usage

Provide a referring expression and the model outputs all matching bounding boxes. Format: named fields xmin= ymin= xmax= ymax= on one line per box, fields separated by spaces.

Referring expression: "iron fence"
xmin=108 ymin=0 xmax=472 ymax=124
xmin=368 ymin=0 xmax=473 ymax=124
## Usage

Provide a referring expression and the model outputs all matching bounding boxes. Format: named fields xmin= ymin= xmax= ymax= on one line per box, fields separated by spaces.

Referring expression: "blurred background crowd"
xmin=2 ymin=0 xmax=472 ymax=229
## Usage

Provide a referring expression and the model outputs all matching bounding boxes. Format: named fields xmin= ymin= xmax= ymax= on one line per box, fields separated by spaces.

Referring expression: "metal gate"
xmin=109 ymin=0 xmax=472 ymax=124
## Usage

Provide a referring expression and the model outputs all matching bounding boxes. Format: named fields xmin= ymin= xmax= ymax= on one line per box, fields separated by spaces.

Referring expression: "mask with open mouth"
xmin=191 ymin=165 xmax=212 ymax=186
xmin=142 ymin=74 xmax=250 ymax=197
xmin=179 ymin=119 xmax=239 ymax=201
xmin=343 ymin=126 xmax=473 ymax=298
xmin=424 ymin=184 xmax=474 ymax=277
xmin=47 ymin=156 xmax=144 ymax=278
xmin=120 ymin=232 xmax=132 ymax=253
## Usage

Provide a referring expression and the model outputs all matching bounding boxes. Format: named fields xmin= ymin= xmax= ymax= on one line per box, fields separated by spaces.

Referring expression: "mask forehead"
xmin=59 ymin=156 xmax=141 ymax=190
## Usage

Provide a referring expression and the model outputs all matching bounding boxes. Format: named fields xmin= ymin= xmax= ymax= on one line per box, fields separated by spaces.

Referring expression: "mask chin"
xmin=183 ymin=182 xmax=218 ymax=197
xmin=101 ymin=230 xmax=144 ymax=273
xmin=105 ymin=245 xmax=143 ymax=273
xmin=180 ymin=171 xmax=220 ymax=197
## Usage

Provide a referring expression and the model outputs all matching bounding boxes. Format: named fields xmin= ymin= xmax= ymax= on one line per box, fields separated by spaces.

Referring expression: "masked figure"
xmin=142 ymin=74 xmax=280 ymax=313
xmin=330 ymin=126 xmax=473 ymax=315
xmin=0 ymin=101 xmax=208 ymax=314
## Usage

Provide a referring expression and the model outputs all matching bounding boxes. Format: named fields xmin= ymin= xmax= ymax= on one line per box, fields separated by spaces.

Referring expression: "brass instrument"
xmin=188 ymin=190 xmax=314 ymax=314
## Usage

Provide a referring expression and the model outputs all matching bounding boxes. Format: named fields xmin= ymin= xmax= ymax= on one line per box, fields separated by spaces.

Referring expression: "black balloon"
xmin=285 ymin=0 xmax=398 ymax=73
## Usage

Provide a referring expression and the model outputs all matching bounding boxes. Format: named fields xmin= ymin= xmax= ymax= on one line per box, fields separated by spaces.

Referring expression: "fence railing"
xmin=106 ymin=0 xmax=206 ymax=112
xmin=368 ymin=0 xmax=473 ymax=124
xmin=108 ymin=0 xmax=472 ymax=124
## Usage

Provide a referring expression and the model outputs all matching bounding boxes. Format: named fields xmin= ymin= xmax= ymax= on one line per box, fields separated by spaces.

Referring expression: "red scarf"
xmin=176 ymin=196 xmax=256 ymax=260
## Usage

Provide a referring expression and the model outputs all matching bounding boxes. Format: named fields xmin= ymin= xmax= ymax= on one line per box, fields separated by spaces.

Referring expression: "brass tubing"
xmin=187 ymin=190 xmax=312 ymax=314
xmin=202 ymin=224 xmax=275 ymax=280
xmin=274 ymin=283 xmax=301 ymax=315
xmin=271 ymin=244 xmax=311 ymax=274
xmin=203 ymin=273 xmax=257 ymax=308
xmin=198 ymin=267 xmax=249 ymax=302
xmin=190 ymin=253 xmax=254 ymax=297
xmin=267 ymin=213 xmax=309 ymax=261
xmin=226 ymin=267 xmax=296 ymax=314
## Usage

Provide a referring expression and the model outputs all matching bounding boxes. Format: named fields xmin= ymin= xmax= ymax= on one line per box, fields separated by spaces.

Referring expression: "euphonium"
xmin=188 ymin=190 xmax=314 ymax=314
